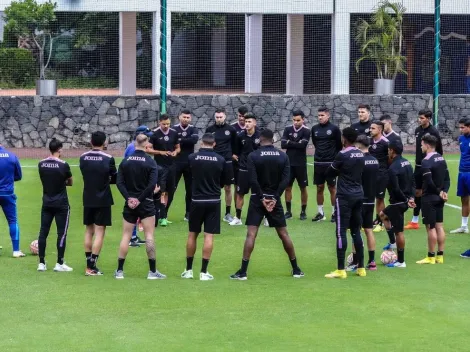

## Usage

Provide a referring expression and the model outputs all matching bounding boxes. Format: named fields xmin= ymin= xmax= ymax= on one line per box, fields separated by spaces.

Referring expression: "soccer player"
xmin=368 ymin=121 xmax=389 ymax=232
xmin=380 ymin=114 xmax=401 ymax=144
xmin=452 ymin=118 xmax=470 ymax=234
xmin=281 ymin=110 xmax=311 ymax=220
xmin=0 ymin=143 xmax=24 ymax=257
xmin=311 ymin=106 xmax=342 ymax=222
xmin=380 ymin=140 xmax=415 ymax=268
xmin=351 ymin=104 xmax=372 ymax=137
xmin=230 ymin=129 xmax=304 ymax=280
xmin=79 ymin=131 xmax=117 ymax=276
xmin=324 ymin=128 xmax=366 ymax=279
xmin=206 ymin=108 xmax=237 ymax=223
xmin=37 ymin=139 xmax=73 ymax=272
xmin=181 ymin=133 xmax=226 ymax=281
xmin=231 ymin=106 xmax=248 ymax=206
xmin=346 ymin=135 xmax=379 ymax=271
xmin=115 ymin=134 xmax=166 ymax=280
xmin=405 ymin=109 xmax=443 ymax=230
xmin=173 ymin=109 xmax=199 ymax=221
xmin=416 ymin=134 xmax=449 ymax=264
xmin=147 ymin=114 xmax=181 ymax=227
xmin=230 ymin=113 xmax=261 ymax=225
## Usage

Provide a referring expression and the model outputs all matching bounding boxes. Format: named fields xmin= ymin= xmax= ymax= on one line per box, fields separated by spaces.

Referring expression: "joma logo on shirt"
xmin=434 ymin=157 xmax=444 ymax=162
xmin=401 ymin=161 xmax=410 ymax=167
xmin=128 ymin=156 xmax=146 ymax=161
xmin=261 ymin=151 xmax=280 ymax=156
xmin=84 ymin=156 xmax=103 ymax=161
xmin=195 ymin=155 xmax=218 ymax=161
xmin=365 ymin=160 xmax=378 ymax=165
xmin=350 ymin=153 xmax=363 ymax=158
xmin=41 ymin=163 xmax=59 ymax=168
xmin=0 ymin=153 xmax=9 ymax=158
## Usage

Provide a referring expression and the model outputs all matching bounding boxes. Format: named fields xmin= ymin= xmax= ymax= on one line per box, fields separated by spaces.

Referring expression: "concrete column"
xmin=286 ymin=14 xmax=304 ymax=95
xmin=244 ymin=14 xmax=263 ymax=94
xmin=152 ymin=10 xmax=172 ymax=95
xmin=331 ymin=12 xmax=350 ymax=94
xmin=119 ymin=12 xmax=137 ymax=95
xmin=212 ymin=27 xmax=227 ymax=87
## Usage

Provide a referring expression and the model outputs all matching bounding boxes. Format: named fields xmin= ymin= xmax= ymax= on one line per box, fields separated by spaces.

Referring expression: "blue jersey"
xmin=459 ymin=134 xmax=470 ymax=172
xmin=124 ymin=142 xmax=136 ymax=158
xmin=0 ymin=146 xmax=22 ymax=195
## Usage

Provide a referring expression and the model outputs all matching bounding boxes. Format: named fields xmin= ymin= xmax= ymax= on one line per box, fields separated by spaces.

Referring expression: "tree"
xmin=4 ymin=0 xmax=58 ymax=80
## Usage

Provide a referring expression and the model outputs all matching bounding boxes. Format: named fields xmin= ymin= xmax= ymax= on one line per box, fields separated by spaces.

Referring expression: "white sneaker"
xmin=13 ymin=250 xmax=26 ymax=258
xmin=223 ymin=214 xmax=234 ymax=223
xmin=37 ymin=263 xmax=47 ymax=271
xmin=53 ymin=263 xmax=73 ymax=272
xmin=200 ymin=272 xmax=214 ymax=281
xmin=181 ymin=269 xmax=194 ymax=279
xmin=229 ymin=217 xmax=243 ymax=226
xmin=450 ymin=226 xmax=469 ymax=234
xmin=387 ymin=261 xmax=406 ymax=268
xmin=263 ymin=217 xmax=269 ymax=227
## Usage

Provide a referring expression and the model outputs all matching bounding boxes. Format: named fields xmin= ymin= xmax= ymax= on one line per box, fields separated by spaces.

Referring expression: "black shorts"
xmin=245 ymin=196 xmax=286 ymax=228
xmin=159 ymin=165 xmax=175 ymax=193
xmin=236 ymin=169 xmax=250 ymax=195
xmin=414 ymin=166 xmax=423 ymax=190
xmin=361 ymin=202 xmax=375 ymax=229
xmin=422 ymin=196 xmax=444 ymax=229
xmin=335 ymin=197 xmax=363 ymax=237
xmin=375 ymin=170 xmax=389 ymax=199
xmin=233 ymin=160 xmax=240 ymax=184
xmin=288 ymin=165 xmax=308 ymax=188
xmin=314 ymin=162 xmax=336 ymax=186
xmin=188 ymin=201 xmax=221 ymax=234
xmin=83 ymin=206 xmax=112 ymax=226
xmin=383 ymin=203 xmax=409 ymax=233
xmin=122 ymin=199 xmax=155 ymax=224
xmin=223 ymin=161 xmax=235 ymax=186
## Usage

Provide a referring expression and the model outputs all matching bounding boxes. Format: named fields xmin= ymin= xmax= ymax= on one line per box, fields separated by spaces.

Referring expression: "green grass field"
xmin=1 ymin=154 xmax=469 ymax=351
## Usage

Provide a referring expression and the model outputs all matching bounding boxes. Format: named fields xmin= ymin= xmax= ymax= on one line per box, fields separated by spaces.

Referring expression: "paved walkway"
xmin=0 ymin=88 xmax=245 ymax=96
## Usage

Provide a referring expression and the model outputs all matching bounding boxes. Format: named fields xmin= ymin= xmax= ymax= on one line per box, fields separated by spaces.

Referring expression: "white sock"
xmin=318 ymin=205 xmax=324 ymax=215
xmin=412 ymin=216 xmax=419 ymax=223
xmin=332 ymin=206 xmax=335 ymax=214
xmin=462 ymin=217 xmax=469 ymax=227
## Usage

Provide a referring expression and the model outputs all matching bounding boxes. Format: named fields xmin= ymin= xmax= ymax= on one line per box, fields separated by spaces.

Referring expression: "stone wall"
xmin=0 ymin=94 xmax=466 ymax=150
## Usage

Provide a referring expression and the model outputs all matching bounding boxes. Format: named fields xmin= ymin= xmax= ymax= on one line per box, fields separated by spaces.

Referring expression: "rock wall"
xmin=0 ymin=94 xmax=466 ymax=150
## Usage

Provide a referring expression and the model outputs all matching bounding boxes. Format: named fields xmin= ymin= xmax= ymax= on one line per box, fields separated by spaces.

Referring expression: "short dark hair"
xmin=215 ymin=107 xmax=226 ymax=114
xmin=180 ymin=109 xmax=191 ymax=115
xmin=355 ymin=134 xmax=370 ymax=148
xmin=260 ymin=128 xmax=274 ymax=141
xmin=201 ymin=133 xmax=215 ymax=145
xmin=238 ymin=106 xmax=248 ymax=115
xmin=292 ymin=109 xmax=305 ymax=118
xmin=358 ymin=104 xmax=371 ymax=111
xmin=422 ymin=133 xmax=438 ymax=148
xmin=91 ymin=131 xmax=106 ymax=147
xmin=244 ymin=112 xmax=256 ymax=120
xmin=342 ymin=127 xmax=358 ymax=144
xmin=49 ymin=138 xmax=63 ymax=153
xmin=379 ymin=114 xmax=392 ymax=122
xmin=371 ymin=120 xmax=384 ymax=130
xmin=388 ymin=140 xmax=403 ymax=155
xmin=418 ymin=109 xmax=432 ymax=119
xmin=159 ymin=113 xmax=170 ymax=121
xmin=459 ymin=117 xmax=470 ymax=126
xmin=318 ymin=106 xmax=329 ymax=114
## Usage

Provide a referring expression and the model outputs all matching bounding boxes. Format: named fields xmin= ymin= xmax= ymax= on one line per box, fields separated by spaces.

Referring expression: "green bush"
xmin=0 ymin=48 xmax=36 ymax=87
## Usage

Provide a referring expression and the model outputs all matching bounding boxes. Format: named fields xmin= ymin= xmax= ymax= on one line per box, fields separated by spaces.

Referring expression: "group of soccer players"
xmin=0 ymin=102 xmax=467 ymax=280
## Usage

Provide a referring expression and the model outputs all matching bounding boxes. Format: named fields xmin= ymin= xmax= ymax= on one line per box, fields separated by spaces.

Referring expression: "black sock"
xmin=201 ymin=258 xmax=209 ymax=273
xmin=85 ymin=251 xmax=91 ymax=259
xmin=352 ymin=253 xmax=358 ymax=265
xmin=286 ymin=202 xmax=292 ymax=212
xmin=337 ymin=249 xmax=346 ymax=270
xmin=57 ymin=257 xmax=64 ymax=265
xmin=413 ymin=197 xmax=421 ymax=216
xmin=397 ymin=248 xmax=405 ymax=263
xmin=428 ymin=252 xmax=435 ymax=257
xmin=240 ymin=258 xmax=249 ymax=273
xmin=301 ymin=204 xmax=306 ymax=213
xmin=236 ymin=208 xmax=242 ymax=219
xmin=90 ymin=254 xmax=99 ymax=269
xmin=226 ymin=206 xmax=231 ymax=215
xmin=148 ymin=259 xmax=156 ymax=272
xmin=186 ymin=256 xmax=194 ymax=271
xmin=289 ymin=257 xmax=299 ymax=270
xmin=368 ymin=250 xmax=375 ymax=263
xmin=86 ymin=253 xmax=92 ymax=269
xmin=387 ymin=228 xmax=396 ymax=244
xmin=39 ymin=257 xmax=45 ymax=265
xmin=437 ymin=251 xmax=444 ymax=256
xmin=118 ymin=258 xmax=125 ymax=271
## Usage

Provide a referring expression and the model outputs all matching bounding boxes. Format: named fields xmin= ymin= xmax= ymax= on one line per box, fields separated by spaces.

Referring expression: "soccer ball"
xmin=30 ymin=240 xmax=39 ymax=255
xmin=347 ymin=253 xmax=354 ymax=265
xmin=380 ymin=250 xmax=397 ymax=265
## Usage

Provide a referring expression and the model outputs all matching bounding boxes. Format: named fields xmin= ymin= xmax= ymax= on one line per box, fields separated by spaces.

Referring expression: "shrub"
xmin=0 ymin=48 xmax=36 ymax=87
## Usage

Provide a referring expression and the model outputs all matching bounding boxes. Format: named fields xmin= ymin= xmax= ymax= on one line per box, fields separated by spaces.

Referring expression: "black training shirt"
xmin=38 ymin=157 xmax=72 ymax=208
xmin=281 ymin=125 xmax=311 ymax=166
xmin=173 ymin=123 xmax=198 ymax=164
xmin=369 ymin=135 xmax=389 ymax=171
xmin=149 ymin=127 xmax=180 ymax=167
xmin=237 ymin=129 xmax=261 ymax=170
xmin=352 ymin=120 xmax=372 ymax=137
xmin=189 ymin=148 xmax=226 ymax=202
xmin=414 ymin=125 xmax=443 ymax=166
xmin=311 ymin=121 xmax=342 ymax=163
xmin=362 ymin=152 xmax=379 ymax=203
xmin=384 ymin=130 xmax=401 ymax=145
xmin=206 ymin=123 xmax=237 ymax=161
xmin=422 ymin=152 xmax=450 ymax=197
xmin=326 ymin=147 xmax=365 ymax=199
xmin=387 ymin=155 xmax=415 ymax=204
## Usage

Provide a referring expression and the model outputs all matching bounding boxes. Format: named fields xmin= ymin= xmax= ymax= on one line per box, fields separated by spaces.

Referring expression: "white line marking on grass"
xmin=445 ymin=203 xmax=462 ymax=210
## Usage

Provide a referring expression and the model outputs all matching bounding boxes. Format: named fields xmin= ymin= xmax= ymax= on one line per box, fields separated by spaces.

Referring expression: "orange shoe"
xmin=404 ymin=221 xmax=420 ymax=230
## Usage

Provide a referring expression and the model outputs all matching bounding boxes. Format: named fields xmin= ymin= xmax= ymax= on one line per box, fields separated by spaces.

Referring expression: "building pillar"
xmin=244 ymin=14 xmax=262 ymax=94
xmin=286 ymin=14 xmax=304 ymax=95
xmin=331 ymin=12 xmax=350 ymax=94
xmin=212 ymin=27 xmax=227 ymax=87
xmin=119 ymin=12 xmax=137 ymax=95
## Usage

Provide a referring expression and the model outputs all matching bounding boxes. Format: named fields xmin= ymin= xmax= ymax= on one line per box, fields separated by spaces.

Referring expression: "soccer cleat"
xmin=86 ymin=268 xmax=103 ymax=276
xmin=53 ymin=263 xmax=73 ymax=272
xmin=135 ymin=236 xmax=146 ymax=244
xmin=230 ymin=270 xmax=247 ymax=280
xmin=416 ymin=257 xmax=436 ymax=265
xmin=184 ymin=212 xmax=190 ymax=221
xmin=114 ymin=270 xmax=124 ymax=279
xmin=345 ymin=264 xmax=358 ymax=272
xmin=292 ymin=269 xmax=305 ymax=278
xmin=284 ymin=211 xmax=293 ymax=219
xmin=223 ymin=214 xmax=234 ymax=223
xmin=366 ymin=261 xmax=377 ymax=271
xmin=159 ymin=218 xmax=169 ymax=227
xmin=299 ymin=212 xmax=307 ymax=221
xmin=147 ymin=270 xmax=167 ymax=280
xmin=383 ymin=242 xmax=397 ymax=250
xmin=460 ymin=249 xmax=470 ymax=258
xmin=325 ymin=269 xmax=347 ymax=279
xmin=373 ymin=224 xmax=384 ymax=233
xmin=181 ymin=269 xmax=194 ymax=279
xmin=404 ymin=221 xmax=420 ymax=230
xmin=37 ymin=263 xmax=47 ymax=271
xmin=331 ymin=212 xmax=336 ymax=223
xmin=200 ymin=272 xmax=214 ymax=281
xmin=229 ymin=217 xmax=243 ymax=226
xmin=356 ymin=268 xmax=367 ymax=277
xmin=435 ymin=255 xmax=444 ymax=264
xmin=312 ymin=212 xmax=326 ymax=222
xmin=129 ymin=238 xmax=140 ymax=247
xmin=13 ymin=250 xmax=26 ymax=258
xmin=386 ymin=261 xmax=406 ymax=268
xmin=450 ymin=226 xmax=469 ymax=234
xmin=263 ymin=217 xmax=269 ymax=227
